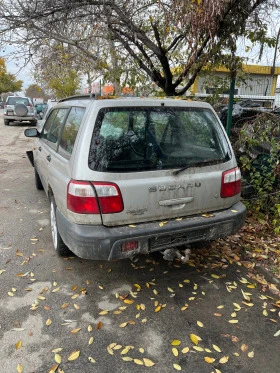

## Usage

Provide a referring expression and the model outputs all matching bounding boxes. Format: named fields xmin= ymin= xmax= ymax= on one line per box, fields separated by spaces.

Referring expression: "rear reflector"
xmin=67 ymin=180 xmax=123 ymax=214
xmin=121 ymin=241 xmax=139 ymax=252
xmin=221 ymin=167 xmax=241 ymax=198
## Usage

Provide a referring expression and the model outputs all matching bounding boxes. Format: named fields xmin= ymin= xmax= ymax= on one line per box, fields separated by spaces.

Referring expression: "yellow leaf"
xmin=241 ymin=289 xmax=250 ymax=301
xmin=153 ymin=289 xmax=159 ymax=296
xmin=248 ymin=351 xmax=254 ymax=358
xmin=182 ymin=347 xmax=190 ymax=353
xmin=134 ymin=284 xmax=141 ymax=291
xmin=99 ymin=310 xmax=109 ymax=315
xmin=143 ymin=358 xmax=155 ymax=367
xmin=52 ymin=287 xmax=60 ymax=293
xmin=53 ymin=281 xmax=57 ymax=286
xmin=55 ymin=354 xmax=62 ymax=364
xmin=8 ymin=292 xmax=14 ymax=297
xmin=171 ymin=340 xmax=181 ymax=346
xmin=204 ymin=357 xmax=215 ymax=363
xmin=197 ymin=321 xmax=204 ymax=328
xmin=119 ymin=322 xmax=128 ymax=328
xmin=241 ymin=344 xmax=248 ymax=352
xmin=228 ymin=319 xmax=238 ymax=324
xmin=46 ymin=319 xmax=52 ymax=326
xmin=89 ymin=337 xmax=94 ymax=345
xmin=88 ymin=357 xmax=96 ymax=363
xmin=172 ymin=347 xmax=179 ymax=356
xmin=217 ymin=305 xmax=224 ymax=309
xmin=213 ymin=344 xmax=221 ymax=352
xmin=74 ymin=304 xmax=80 ymax=310
xmin=68 ymin=350 xmax=80 ymax=361
xmin=121 ymin=346 xmax=130 ymax=355
xmin=233 ymin=303 xmax=241 ymax=311
xmin=61 ymin=303 xmax=69 ymax=309
xmin=17 ymin=364 xmax=23 ymax=373
xmin=70 ymin=328 xmax=81 ymax=334
xmin=242 ymin=302 xmax=254 ymax=307
xmin=15 ymin=340 xmax=22 ymax=350
xmin=122 ymin=356 xmax=133 ymax=361
xmin=52 ymin=348 xmax=63 ymax=353
xmin=168 ymin=287 xmax=174 ymax=293
xmin=88 ymin=325 xmax=92 ymax=332
xmin=37 ymin=296 xmax=46 ymax=300
xmin=124 ymin=299 xmax=134 ymax=304
xmin=134 ymin=359 xmax=143 ymax=365
xmin=219 ymin=356 xmax=229 ymax=364
xmin=263 ymin=310 xmax=268 ymax=317
xmin=155 ymin=305 xmax=162 ymax=313
xmin=173 ymin=363 xmax=182 ymax=371
xmin=107 ymin=346 xmax=114 ymax=355
xmin=190 ymin=334 xmax=201 ymax=345
xmin=193 ymin=346 xmax=204 ymax=352
xmin=211 ymin=274 xmax=220 ymax=279
xmin=113 ymin=345 xmax=122 ymax=350
xmin=71 ymin=294 xmax=79 ymax=299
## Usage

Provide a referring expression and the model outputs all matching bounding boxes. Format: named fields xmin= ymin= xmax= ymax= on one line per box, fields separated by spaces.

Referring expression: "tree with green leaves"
xmin=0 ymin=58 xmax=23 ymax=96
xmin=0 ymin=0 xmax=276 ymax=96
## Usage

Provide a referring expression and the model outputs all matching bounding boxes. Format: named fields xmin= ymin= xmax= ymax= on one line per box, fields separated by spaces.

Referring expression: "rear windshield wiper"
xmin=173 ymin=157 xmax=227 ymax=176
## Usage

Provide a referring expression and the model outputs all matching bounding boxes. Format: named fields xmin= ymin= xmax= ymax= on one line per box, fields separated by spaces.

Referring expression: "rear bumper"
xmin=57 ymin=202 xmax=246 ymax=261
xmin=4 ymin=115 xmax=36 ymax=121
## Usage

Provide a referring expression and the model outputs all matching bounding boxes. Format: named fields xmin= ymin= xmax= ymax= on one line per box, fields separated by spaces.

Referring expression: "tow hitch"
xmin=161 ymin=248 xmax=191 ymax=263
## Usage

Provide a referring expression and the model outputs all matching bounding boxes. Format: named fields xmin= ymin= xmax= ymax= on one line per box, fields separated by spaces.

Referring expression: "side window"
xmin=59 ymin=107 xmax=85 ymax=156
xmin=41 ymin=109 xmax=68 ymax=148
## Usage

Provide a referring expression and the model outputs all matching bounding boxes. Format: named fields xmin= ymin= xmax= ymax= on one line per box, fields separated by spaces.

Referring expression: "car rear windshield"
xmin=89 ymin=107 xmax=230 ymax=172
xmin=7 ymin=97 xmax=30 ymax=106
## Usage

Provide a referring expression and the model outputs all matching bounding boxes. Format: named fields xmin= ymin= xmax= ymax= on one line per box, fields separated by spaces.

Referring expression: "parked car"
xmin=0 ymin=101 xmax=5 ymax=109
xmin=3 ymin=96 xmax=37 ymax=126
xmin=24 ymin=95 xmax=246 ymax=261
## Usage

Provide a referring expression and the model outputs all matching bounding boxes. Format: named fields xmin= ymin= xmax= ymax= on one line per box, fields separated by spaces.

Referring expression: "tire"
xmin=30 ymin=120 xmax=37 ymax=126
xmin=34 ymin=168 xmax=43 ymax=190
xmin=14 ymin=103 xmax=28 ymax=116
xmin=50 ymin=197 xmax=71 ymax=256
xmin=4 ymin=119 xmax=9 ymax=126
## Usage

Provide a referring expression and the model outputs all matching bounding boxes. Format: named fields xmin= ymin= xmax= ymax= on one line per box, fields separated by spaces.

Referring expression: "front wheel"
xmin=50 ymin=197 xmax=70 ymax=256
xmin=35 ymin=168 xmax=43 ymax=190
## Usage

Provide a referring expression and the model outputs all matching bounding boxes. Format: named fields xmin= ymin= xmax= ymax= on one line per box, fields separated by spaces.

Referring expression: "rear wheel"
xmin=50 ymin=197 xmax=70 ymax=256
xmin=4 ymin=119 xmax=9 ymax=126
xmin=34 ymin=168 xmax=43 ymax=190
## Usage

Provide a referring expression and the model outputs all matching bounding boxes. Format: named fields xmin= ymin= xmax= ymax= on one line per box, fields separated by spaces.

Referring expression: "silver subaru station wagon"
xmin=25 ymin=95 xmax=246 ymax=261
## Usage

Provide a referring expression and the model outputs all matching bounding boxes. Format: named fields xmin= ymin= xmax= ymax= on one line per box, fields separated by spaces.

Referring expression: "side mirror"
xmin=24 ymin=128 xmax=39 ymax=137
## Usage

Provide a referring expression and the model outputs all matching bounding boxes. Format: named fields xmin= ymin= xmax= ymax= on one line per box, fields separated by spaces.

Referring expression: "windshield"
xmin=88 ymin=107 xmax=230 ymax=172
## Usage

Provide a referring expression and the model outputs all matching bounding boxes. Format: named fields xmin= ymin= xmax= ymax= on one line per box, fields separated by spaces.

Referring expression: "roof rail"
xmin=58 ymin=94 xmax=98 ymax=103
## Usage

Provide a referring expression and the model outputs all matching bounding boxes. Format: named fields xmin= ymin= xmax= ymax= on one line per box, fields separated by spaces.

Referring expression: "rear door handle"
xmin=46 ymin=155 xmax=51 ymax=162
xmin=38 ymin=146 xmax=42 ymax=151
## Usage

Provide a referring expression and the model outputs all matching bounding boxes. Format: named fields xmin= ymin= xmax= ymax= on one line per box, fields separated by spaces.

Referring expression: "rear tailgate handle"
xmin=159 ymin=197 xmax=194 ymax=206
xmin=46 ymin=155 xmax=51 ymax=162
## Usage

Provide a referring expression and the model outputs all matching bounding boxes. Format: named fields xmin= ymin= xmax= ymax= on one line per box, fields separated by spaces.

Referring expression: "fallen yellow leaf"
xmin=173 ymin=363 xmax=182 ymax=371
xmin=54 ymin=354 xmax=62 ymax=364
xmin=15 ymin=340 xmax=22 ymax=350
xmin=248 ymin=351 xmax=254 ymax=358
xmin=70 ymin=328 xmax=81 ymax=334
xmin=172 ymin=347 xmax=179 ymax=356
xmin=193 ymin=346 xmax=204 ymax=352
xmin=204 ymin=356 xmax=215 ymax=363
xmin=143 ymin=358 xmax=155 ymax=367
xmin=119 ymin=322 xmax=128 ymax=328
xmin=68 ymin=350 xmax=80 ymax=361
xmin=99 ymin=310 xmax=109 ymax=315
xmin=219 ymin=356 xmax=229 ymax=364
xmin=88 ymin=357 xmax=96 ymax=363
xmin=171 ymin=340 xmax=181 ymax=346
xmin=197 ymin=321 xmax=204 ymax=328
xmin=182 ymin=347 xmax=190 ymax=353
xmin=46 ymin=319 xmax=52 ymax=326
xmin=88 ymin=337 xmax=94 ymax=345
xmin=190 ymin=334 xmax=201 ymax=345
xmin=134 ymin=359 xmax=143 ymax=365
xmin=17 ymin=364 xmax=23 ymax=373
xmin=213 ymin=344 xmax=221 ymax=352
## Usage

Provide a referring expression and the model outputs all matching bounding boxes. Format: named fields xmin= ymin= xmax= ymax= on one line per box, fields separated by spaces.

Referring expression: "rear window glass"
xmin=89 ymin=107 xmax=229 ymax=172
xmin=7 ymin=97 xmax=30 ymax=106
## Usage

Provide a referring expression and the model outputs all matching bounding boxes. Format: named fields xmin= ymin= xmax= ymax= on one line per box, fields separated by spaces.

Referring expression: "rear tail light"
xmin=67 ymin=180 xmax=123 ymax=214
xmin=221 ymin=167 xmax=241 ymax=198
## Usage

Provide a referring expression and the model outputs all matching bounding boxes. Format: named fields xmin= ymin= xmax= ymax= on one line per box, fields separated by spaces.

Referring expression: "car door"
xmin=35 ymin=108 xmax=69 ymax=191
